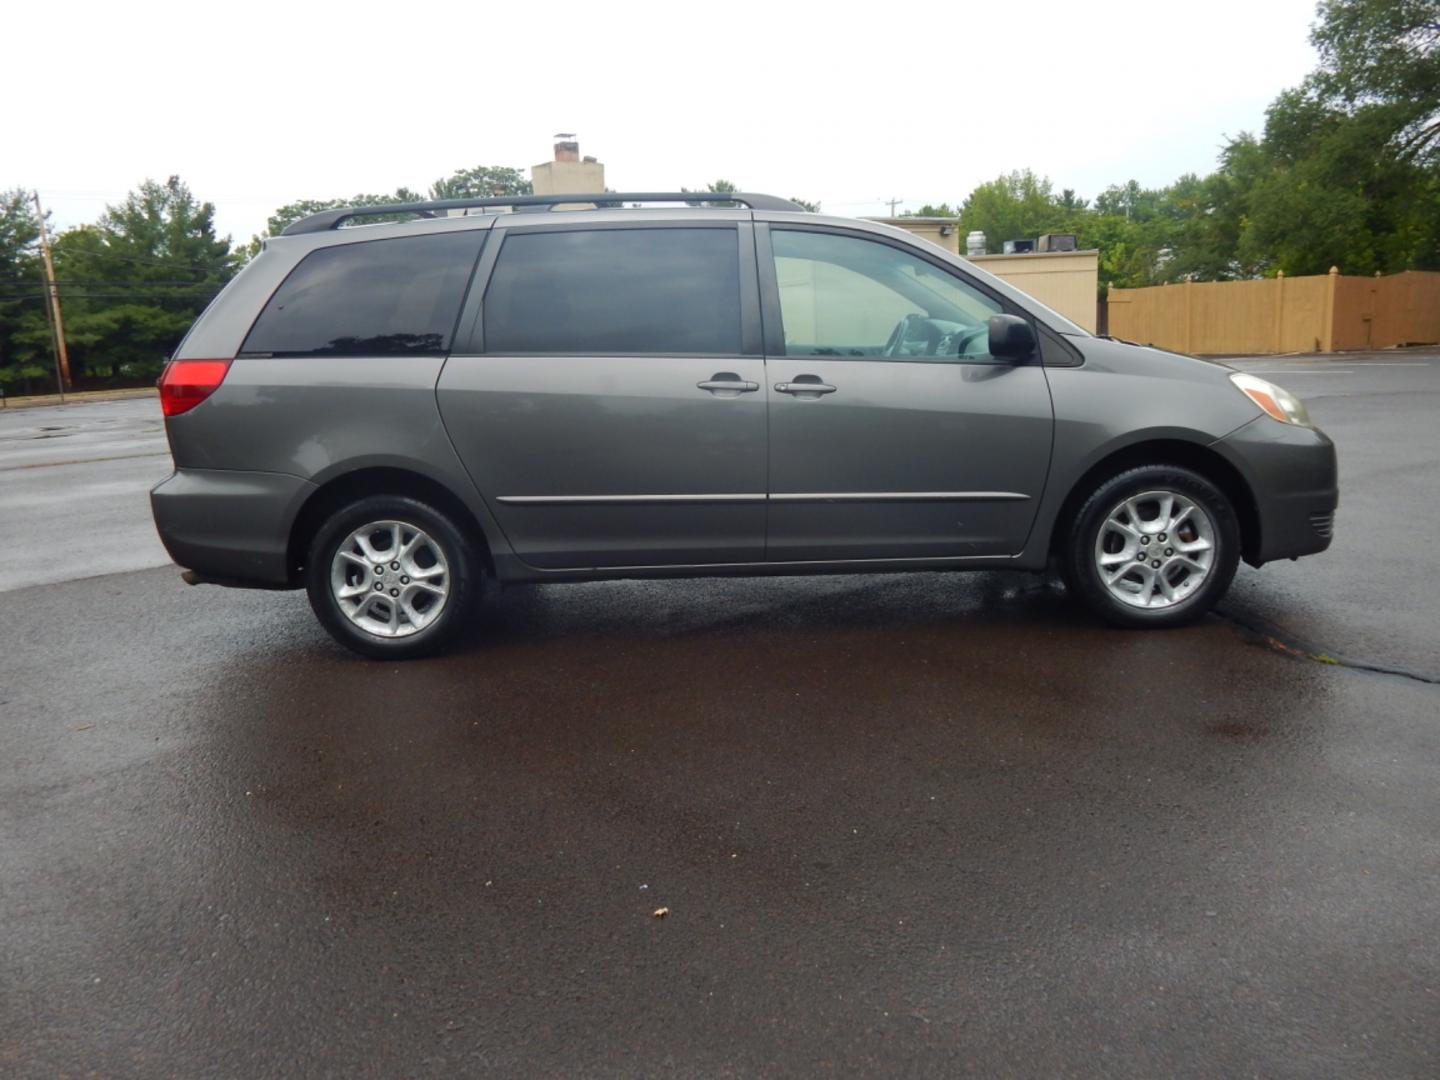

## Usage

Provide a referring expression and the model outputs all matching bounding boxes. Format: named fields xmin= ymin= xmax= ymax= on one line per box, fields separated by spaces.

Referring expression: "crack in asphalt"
xmin=1214 ymin=605 xmax=1440 ymax=686
xmin=1028 ymin=576 xmax=1437 ymax=686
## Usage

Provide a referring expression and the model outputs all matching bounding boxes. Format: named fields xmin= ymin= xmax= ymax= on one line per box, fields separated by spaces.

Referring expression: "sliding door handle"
xmin=697 ymin=373 xmax=760 ymax=394
xmin=775 ymin=380 xmax=837 ymax=396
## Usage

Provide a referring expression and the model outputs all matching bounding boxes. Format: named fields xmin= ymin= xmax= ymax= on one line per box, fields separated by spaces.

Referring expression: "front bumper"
xmin=150 ymin=468 xmax=316 ymax=587
xmin=1215 ymin=417 xmax=1338 ymax=565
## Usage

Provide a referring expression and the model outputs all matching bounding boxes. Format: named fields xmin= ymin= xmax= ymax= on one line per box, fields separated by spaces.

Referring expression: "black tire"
xmin=1063 ymin=465 xmax=1240 ymax=628
xmin=305 ymin=494 xmax=479 ymax=659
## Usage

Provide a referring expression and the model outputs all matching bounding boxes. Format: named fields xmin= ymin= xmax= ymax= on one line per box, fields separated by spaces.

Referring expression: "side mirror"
xmin=987 ymin=314 xmax=1036 ymax=360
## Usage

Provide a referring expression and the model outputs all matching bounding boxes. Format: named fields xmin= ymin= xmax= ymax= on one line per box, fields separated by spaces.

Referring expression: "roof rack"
xmin=281 ymin=192 xmax=807 ymax=235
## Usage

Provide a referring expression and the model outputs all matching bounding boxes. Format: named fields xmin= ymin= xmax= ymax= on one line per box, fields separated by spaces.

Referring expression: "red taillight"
xmin=159 ymin=359 xmax=232 ymax=417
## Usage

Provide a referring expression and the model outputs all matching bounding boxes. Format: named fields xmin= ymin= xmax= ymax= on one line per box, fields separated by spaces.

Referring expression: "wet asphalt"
xmin=2 ymin=353 xmax=1437 ymax=1077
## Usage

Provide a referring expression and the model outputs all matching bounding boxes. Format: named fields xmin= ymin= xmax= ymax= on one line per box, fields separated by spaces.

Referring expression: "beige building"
xmin=872 ymin=216 xmax=965 ymax=255
xmin=531 ymin=139 xmax=605 ymax=195
xmin=969 ymin=250 xmax=1099 ymax=333
xmin=869 ymin=217 xmax=1099 ymax=332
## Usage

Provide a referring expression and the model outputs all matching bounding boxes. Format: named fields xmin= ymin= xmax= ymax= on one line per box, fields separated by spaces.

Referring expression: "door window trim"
xmin=755 ymin=222 xmax=1037 ymax=365
xmin=452 ymin=220 xmax=762 ymax=357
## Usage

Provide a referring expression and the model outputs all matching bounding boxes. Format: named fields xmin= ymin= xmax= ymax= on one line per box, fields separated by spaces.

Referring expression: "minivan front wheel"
xmin=1064 ymin=465 xmax=1240 ymax=628
xmin=306 ymin=495 xmax=478 ymax=659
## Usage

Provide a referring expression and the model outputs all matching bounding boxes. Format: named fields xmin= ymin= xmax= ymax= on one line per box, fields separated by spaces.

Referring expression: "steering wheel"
xmin=882 ymin=313 xmax=928 ymax=358
xmin=951 ymin=325 xmax=989 ymax=357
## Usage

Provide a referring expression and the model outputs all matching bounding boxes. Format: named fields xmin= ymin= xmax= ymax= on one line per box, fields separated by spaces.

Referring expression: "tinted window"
xmin=242 ymin=231 xmax=484 ymax=357
xmin=483 ymin=228 xmax=741 ymax=354
xmin=771 ymin=229 xmax=1003 ymax=362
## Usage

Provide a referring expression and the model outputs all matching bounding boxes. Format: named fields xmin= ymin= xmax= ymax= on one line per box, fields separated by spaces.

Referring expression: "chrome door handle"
xmin=697 ymin=374 xmax=760 ymax=394
xmin=775 ymin=380 xmax=837 ymax=395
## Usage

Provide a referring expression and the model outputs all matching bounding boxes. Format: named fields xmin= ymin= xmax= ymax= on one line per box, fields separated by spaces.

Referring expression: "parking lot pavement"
xmin=0 ymin=398 xmax=173 ymax=592
xmin=2 ymin=351 xmax=1438 ymax=1076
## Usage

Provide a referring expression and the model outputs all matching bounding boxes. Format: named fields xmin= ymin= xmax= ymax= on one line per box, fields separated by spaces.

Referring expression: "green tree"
xmin=1221 ymin=65 xmax=1440 ymax=276
xmin=1310 ymin=0 xmax=1440 ymax=162
xmin=956 ymin=170 xmax=1069 ymax=252
xmin=1081 ymin=212 xmax=1151 ymax=293
xmin=683 ymin=179 xmax=739 ymax=207
xmin=1112 ymin=173 xmax=1246 ymax=284
xmin=902 ymin=203 xmax=958 ymax=217
xmin=1093 ymin=180 xmax=1141 ymax=220
xmin=53 ymin=177 xmax=236 ymax=385
xmin=0 ymin=190 xmax=53 ymax=392
xmin=428 ymin=166 xmax=532 ymax=200
xmin=1199 ymin=136 xmax=1270 ymax=277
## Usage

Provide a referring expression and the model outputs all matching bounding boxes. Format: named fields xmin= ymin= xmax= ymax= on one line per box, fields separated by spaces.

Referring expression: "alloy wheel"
xmin=329 ymin=519 xmax=450 ymax=638
xmin=1093 ymin=490 xmax=1216 ymax=609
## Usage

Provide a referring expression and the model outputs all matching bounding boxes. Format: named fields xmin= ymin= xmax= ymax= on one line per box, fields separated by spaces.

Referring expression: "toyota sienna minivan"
xmin=151 ymin=192 xmax=1337 ymax=658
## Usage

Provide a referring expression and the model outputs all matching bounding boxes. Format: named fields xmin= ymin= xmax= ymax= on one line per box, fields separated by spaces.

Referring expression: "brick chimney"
xmin=554 ymin=140 xmax=579 ymax=162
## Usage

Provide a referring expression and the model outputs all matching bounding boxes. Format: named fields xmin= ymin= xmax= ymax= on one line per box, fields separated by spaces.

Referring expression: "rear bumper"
xmin=150 ymin=468 xmax=316 ymax=587
xmin=1215 ymin=418 xmax=1338 ymax=565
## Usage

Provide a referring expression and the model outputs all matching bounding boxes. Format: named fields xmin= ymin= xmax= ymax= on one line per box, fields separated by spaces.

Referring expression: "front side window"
xmin=771 ymin=229 xmax=1003 ymax=361
xmin=483 ymin=227 xmax=741 ymax=355
xmin=241 ymin=231 xmax=485 ymax=357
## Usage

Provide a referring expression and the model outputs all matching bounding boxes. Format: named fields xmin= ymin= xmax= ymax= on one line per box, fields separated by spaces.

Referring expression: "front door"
xmin=438 ymin=222 xmax=767 ymax=569
xmin=759 ymin=226 xmax=1054 ymax=561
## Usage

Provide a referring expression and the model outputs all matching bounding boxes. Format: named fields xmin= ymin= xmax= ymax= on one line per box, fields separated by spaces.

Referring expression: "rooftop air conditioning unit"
xmin=1037 ymin=233 xmax=1077 ymax=252
xmin=1003 ymin=238 xmax=1036 ymax=254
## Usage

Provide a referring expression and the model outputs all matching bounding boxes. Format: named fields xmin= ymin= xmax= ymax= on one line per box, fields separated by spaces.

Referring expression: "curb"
xmin=0 ymin=388 xmax=158 ymax=411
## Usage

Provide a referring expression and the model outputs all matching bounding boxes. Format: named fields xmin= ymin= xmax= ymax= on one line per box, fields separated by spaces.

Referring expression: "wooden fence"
xmin=1107 ymin=268 xmax=1440 ymax=354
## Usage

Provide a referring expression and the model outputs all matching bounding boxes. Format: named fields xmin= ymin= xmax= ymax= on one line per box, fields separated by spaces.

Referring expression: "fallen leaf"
xmin=652 ymin=907 xmax=670 ymax=919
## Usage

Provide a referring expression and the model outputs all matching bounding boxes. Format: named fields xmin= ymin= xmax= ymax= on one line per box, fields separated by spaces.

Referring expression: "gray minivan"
xmin=151 ymin=192 xmax=1336 ymax=658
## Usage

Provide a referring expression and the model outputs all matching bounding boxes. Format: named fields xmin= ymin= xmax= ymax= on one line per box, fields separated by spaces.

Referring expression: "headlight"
xmin=1229 ymin=372 xmax=1312 ymax=427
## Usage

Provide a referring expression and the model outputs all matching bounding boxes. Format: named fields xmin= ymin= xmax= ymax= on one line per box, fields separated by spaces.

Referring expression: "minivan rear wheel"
xmin=1064 ymin=465 xmax=1240 ymax=628
xmin=305 ymin=495 xmax=478 ymax=659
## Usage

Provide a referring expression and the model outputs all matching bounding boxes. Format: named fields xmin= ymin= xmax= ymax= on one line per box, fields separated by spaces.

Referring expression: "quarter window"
xmin=483 ymin=228 xmax=741 ymax=355
xmin=241 ymin=231 xmax=484 ymax=357
xmin=771 ymin=229 xmax=1003 ymax=362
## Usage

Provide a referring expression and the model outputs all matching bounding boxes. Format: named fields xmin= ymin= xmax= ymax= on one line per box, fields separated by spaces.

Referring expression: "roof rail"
xmin=281 ymin=192 xmax=807 ymax=235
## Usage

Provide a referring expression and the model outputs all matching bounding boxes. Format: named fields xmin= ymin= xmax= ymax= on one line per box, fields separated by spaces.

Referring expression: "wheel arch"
xmin=286 ymin=466 xmax=495 ymax=584
xmin=1047 ymin=438 xmax=1262 ymax=566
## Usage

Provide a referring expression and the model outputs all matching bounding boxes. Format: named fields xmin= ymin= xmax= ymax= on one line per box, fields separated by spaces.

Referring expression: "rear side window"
xmin=241 ymin=231 xmax=484 ymax=357
xmin=482 ymin=228 xmax=740 ymax=355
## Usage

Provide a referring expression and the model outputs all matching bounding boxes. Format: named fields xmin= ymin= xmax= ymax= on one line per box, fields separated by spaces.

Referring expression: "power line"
xmin=11 ymin=244 xmax=222 ymax=275
xmin=0 ymin=280 xmax=227 ymax=289
xmin=0 ymin=280 xmax=224 ymax=291
xmin=72 ymin=251 xmax=219 ymax=275
xmin=0 ymin=291 xmax=222 ymax=300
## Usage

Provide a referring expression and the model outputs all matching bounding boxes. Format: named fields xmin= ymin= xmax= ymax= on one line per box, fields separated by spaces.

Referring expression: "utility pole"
xmin=883 ymin=196 xmax=903 ymax=217
xmin=37 ymin=266 xmax=66 ymax=404
xmin=32 ymin=192 xmax=72 ymax=390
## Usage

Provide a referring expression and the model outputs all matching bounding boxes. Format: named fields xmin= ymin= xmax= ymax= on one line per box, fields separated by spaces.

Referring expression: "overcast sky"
xmin=9 ymin=0 xmax=1322 ymax=244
